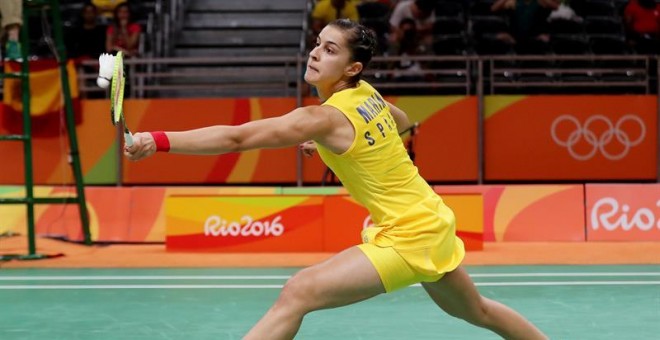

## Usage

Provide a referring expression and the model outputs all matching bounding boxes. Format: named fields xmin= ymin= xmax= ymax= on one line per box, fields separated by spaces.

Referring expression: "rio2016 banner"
xmin=167 ymin=196 xmax=325 ymax=252
xmin=586 ymin=184 xmax=660 ymax=241
xmin=166 ymin=193 xmax=484 ymax=252
xmin=485 ymin=96 xmax=657 ymax=181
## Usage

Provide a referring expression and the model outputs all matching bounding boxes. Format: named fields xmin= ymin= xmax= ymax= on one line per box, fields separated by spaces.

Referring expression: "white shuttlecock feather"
xmin=97 ymin=53 xmax=115 ymax=89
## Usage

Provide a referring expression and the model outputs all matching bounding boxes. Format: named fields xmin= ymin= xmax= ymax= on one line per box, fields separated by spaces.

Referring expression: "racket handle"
xmin=124 ymin=131 xmax=134 ymax=147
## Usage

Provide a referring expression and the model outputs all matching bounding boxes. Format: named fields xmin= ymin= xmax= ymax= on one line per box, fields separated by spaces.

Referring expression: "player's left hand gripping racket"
xmin=109 ymin=51 xmax=133 ymax=146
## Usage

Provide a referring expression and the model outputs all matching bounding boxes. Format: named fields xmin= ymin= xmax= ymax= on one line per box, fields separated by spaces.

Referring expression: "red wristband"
xmin=150 ymin=131 xmax=170 ymax=152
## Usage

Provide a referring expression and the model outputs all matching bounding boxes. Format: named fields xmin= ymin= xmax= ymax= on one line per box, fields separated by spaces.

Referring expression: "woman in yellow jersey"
xmin=124 ymin=19 xmax=547 ymax=340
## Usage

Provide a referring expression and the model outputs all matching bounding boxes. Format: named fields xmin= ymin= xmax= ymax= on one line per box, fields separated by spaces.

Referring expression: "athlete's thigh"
xmin=298 ymin=246 xmax=385 ymax=310
xmin=421 ymin=265 xmax=483 ymax=318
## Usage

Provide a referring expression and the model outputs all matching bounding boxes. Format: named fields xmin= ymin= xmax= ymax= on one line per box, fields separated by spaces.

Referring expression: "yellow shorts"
xmin=357 ymin=199 xmax=465 ymax=293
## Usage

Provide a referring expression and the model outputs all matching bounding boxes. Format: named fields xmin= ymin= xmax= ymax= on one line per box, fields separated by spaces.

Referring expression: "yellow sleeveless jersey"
xmin=317 ymin=80 xmax=442 ymax=232
xmin=317 ymin=80 xmax=464 ymax=282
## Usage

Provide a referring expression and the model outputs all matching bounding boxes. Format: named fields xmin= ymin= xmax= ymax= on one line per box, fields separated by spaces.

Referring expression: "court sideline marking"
xmin=1 ymin=281 xmax=660 ymax=290
xmin=1 ymin=272 xmax=659 ymax=281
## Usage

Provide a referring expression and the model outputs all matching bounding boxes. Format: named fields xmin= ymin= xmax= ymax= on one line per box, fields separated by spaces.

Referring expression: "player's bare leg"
xmin=422 ymin=266 xmax=548 ymax=340
xmin=244 ymin=247 xmax=385 ymax=340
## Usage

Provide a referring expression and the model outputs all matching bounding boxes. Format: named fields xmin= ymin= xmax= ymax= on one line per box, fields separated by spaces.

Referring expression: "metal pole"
xmin=130 ymin=62 xmax=137 ymax=98
xmin=646 ymin=58 xmax=650 ymax=94
xmin=285 ymin=61 xmax=290 ymax=97
xmin=489 ymin=59 xmax=494 ymax=95
xmin=466 ymin=58 xmax=471 ymax=95
xmin=50 ymin=0 xmax=92 ymax=244
xmin=296 ymin=55 xmax=303 ymax=187
xmin=19 ymin=9 xmax=36 ymax=255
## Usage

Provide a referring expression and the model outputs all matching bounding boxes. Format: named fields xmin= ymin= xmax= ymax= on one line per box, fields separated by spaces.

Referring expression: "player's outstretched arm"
xmin=124 ymin=105 xmax=334 ymax=161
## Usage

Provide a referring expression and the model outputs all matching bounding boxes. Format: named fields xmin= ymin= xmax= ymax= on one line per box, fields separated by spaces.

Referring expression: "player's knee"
xmin=276 ymin=270 xmax=319 ymax=313
xmin=443 ymin=298 xmax=492 ymax=328
xmin=464 ymin=299 xmax=493 ymax=328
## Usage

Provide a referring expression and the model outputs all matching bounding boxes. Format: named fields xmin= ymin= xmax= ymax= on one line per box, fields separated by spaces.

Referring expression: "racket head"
xmin=110 ymin=51 xmax=125 ymax=126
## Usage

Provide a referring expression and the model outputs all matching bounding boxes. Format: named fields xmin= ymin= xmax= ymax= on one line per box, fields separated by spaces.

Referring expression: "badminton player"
xmin=124 ymin=19 xmax=547 ymax=340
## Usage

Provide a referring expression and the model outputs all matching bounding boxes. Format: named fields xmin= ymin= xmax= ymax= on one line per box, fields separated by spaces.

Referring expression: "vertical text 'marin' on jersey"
xmin=356 ymin=92 xmax=387 ymax=123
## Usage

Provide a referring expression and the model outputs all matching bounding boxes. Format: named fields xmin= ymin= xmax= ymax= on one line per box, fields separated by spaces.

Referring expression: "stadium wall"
xmin=1 ymin=95 xmax=655 ymax=185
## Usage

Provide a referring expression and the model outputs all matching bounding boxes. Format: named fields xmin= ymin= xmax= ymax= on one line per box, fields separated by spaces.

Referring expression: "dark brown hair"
xmin=328 ymin=19 xmax=377 ymax=84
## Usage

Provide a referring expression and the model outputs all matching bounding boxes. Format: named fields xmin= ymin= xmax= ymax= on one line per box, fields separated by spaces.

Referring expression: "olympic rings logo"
xmin=550 ymin=114 xmax=646 ymax=161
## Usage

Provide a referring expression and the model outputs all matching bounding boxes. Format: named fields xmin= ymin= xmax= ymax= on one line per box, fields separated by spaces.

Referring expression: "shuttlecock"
xmin=97 ymin=53 xmax=115 ymax=89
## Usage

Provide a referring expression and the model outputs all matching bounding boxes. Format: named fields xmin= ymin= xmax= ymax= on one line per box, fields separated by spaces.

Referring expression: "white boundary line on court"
xmin=0 ymin=275 xmax=293 ymax=281
xmin=0 ymin=272 xmax=659 ymax=281
xmin=0 ymin=281 xmax=659 ymax=289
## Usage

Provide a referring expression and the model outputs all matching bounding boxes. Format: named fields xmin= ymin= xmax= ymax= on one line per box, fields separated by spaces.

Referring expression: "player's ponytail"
xmin=328 ymin=19 xmax=377 ymax=85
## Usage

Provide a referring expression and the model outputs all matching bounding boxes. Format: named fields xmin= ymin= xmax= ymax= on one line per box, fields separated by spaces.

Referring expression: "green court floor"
xmin=1 ymin=265 xmax=659 ymax=339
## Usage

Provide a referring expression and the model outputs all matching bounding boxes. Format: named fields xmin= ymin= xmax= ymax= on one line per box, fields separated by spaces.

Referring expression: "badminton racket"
xmin=109 ymin=51 xmax=133 ymax=146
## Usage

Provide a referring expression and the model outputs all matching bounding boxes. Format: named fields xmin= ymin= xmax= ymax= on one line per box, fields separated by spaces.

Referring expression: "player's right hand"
xmin=124 ymin=132 xmax=157 ymax=161
xmin=300 ymin=140 xmax=317 ymax=158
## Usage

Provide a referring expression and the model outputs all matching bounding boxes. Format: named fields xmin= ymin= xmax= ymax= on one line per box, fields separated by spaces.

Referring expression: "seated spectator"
xmin=92 ymin=0 xmax=127 ymax=22
xmin=357 ymin=0 xmax=392 ymax=54
xmin=105 ymin=3 xmax=141 ymax=58
xmin=624 ymin=0 xmax=660 ymax=53
xmin=393 ymin=18 xmax=425 ymax=82
xmin=70 ymin=3 xmax=106 ymax=59
xmin=389 ymin=0 xmax=436 ymax=53
xmin=0 ymin=0 xmax=23 ymax=62
xmin=311 ymin=0 xmax=359 ymax=36
xmin=491 ymin=0 xmax=559 ymax=53
xmin=548 ymin=0 xmax=583 ymax=24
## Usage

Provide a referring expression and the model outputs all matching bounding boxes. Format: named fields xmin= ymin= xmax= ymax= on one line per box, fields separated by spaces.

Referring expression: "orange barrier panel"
xmin=586 ymin=184 xmax=660 ymax=241
xmin=322 ymin=196 xmax=367 ymax=251
xmin=485 ymin=96 xmax=657 ymax=181
xmin=443 ymin=194 xmax=484 ymax=250
xmin=123 ymin=98 xmax=299 ymax=184
xmin=435 ymin=185 xmax=585 ymax=242
xmin=398 ymin=96 xmax=478 ymax=182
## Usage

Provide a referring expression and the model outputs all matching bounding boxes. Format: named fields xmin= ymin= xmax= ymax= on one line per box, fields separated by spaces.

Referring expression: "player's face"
xmin=305 ymin=25 xmax=353 ymax=87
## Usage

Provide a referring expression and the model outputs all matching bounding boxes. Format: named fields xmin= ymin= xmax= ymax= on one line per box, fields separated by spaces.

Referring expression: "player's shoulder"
xmin=294 ymin=105 xmax=345 ymax=128
xmin=300 ymin=104 xmax=342 ymax=118
xmin=284 ymin=105 xmax=342 ymax=137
